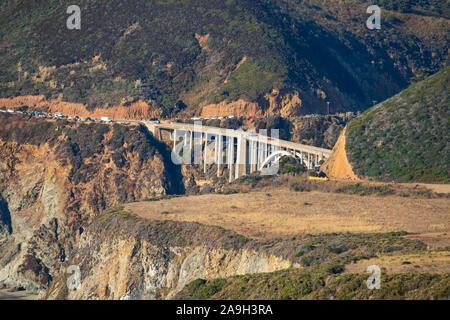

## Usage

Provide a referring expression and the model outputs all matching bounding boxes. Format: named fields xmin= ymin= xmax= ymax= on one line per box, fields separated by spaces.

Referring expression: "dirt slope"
xmin=321 ymin=127 xmax=358 ymax=180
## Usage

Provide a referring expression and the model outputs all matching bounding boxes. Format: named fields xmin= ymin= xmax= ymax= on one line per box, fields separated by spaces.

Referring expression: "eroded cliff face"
xmin=0 ymin=113 xmax=182 ymax=292
xmin=200 ymin=90 xmax=306 ymax=118
xmin=0 ymin=113 xmax=299 ymax=300
xmin=0 ymin=96 xmax=161 ymax=120
xmin=43 ymin=212 xmax=296 ymax=300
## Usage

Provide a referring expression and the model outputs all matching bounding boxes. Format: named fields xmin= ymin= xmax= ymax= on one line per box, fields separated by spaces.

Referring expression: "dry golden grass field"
xmin=126 ymin=189 xmax=450 ymax=247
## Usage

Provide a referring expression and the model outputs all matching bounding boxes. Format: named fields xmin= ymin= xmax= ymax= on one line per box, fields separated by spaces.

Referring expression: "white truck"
xmin=101 ymin=116 xmax=112 ymax=122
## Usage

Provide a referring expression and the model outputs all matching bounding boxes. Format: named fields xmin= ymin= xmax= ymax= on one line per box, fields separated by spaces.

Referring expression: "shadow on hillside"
xmin=139 ymin=125 xmax=186 ymax=195
xmin=0 ymin=194 xmax=12 ymax=235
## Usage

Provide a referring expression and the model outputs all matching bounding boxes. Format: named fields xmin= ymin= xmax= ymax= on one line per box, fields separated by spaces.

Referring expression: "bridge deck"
xmin=146 ymin=121 xmax=331 ymax=157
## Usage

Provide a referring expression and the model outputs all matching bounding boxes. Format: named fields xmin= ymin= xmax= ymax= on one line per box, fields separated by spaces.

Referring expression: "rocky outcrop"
xmin=0 ymin=96 xmax=161 ymax=120
xmin=200 ymin=90 xmax=304 ymax=118
xmin=201 ymin=99 xmax=262 ymax=118
xmin=0 ymin=114 xmax=182 ymax=292
xmin=43 ymin=212 xmax=296 ymax=300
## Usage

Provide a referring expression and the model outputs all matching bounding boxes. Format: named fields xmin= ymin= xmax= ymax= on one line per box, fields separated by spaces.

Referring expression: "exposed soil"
xmin=0 ymin=288 xmax=38 ymax=300
xmin=321 ymin=127 xmax=358 ymax=180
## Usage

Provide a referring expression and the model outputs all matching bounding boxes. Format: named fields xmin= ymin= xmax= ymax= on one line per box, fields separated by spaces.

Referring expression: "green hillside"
xmin=179 ymin=270 xmax=449 ymax=300
xmin=346 ymin=67 xmax=449 ymax=183
xmin=0 ymin=0 xmax=448 ymax=115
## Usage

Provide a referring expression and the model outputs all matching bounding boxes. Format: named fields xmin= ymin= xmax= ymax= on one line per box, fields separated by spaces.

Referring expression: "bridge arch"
xmin=259 ymin=150 xmax=307 ymax=171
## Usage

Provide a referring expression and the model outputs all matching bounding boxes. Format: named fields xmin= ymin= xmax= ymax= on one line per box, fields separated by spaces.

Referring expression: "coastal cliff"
xmin=0 ymin=113 xmax=182 ymax=292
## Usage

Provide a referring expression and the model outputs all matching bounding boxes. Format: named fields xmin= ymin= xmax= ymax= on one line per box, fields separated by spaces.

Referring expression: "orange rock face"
xmin=201 ymin=99 xmax=261 ymax=118
xmin=200 ymin=91 xmax=303 ymax=118
xmin=0 ymin=96 xmax=161 ymax=120
xmin=321 ymin=127 xmax=359 ymax=181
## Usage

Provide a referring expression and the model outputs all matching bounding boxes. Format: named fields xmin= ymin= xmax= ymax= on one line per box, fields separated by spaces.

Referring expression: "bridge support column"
xmin=235 ymin=136 xmax=247 ymax=180
xmin=228 ymin=136 xmax=234 ymax=182
xmin=249 ymin=140 xmax=257 ymax=173
xmin=203 ymin=133 xmax=209 ymax=173
xmin=264 ymin=143 xmax=268 ymax=161
xmin=217 ymin=135 xmax=223 ymax=177
xmin=258 ymin=142 xmax=264 ymax=170
xmin=173 ymin=129 xmax=178 ymax=151
xmin=157 ymin=128 xmax=162 ymax=140
xmin=193 ymin=130 xmax=202 ymax=165
xmin=254 ymin=141 xmax=259 ymax=172
xmin=184 ymin=131 xmax=189 ymax=148
xmin=258 ymin=130 xmax=267 ymax=169
xmin=214 ymin=135 xmax=219 ymax=165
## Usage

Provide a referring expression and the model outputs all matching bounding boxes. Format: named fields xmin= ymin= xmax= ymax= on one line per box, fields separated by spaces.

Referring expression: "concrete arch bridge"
xmin=144 ymin=121 xmax=331 ymax=182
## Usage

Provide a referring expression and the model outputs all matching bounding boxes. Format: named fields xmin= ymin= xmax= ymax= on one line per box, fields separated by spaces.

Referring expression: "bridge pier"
xmin=203 ymin=133 xmax=209 ymax=173
xmin=235 ymin=136 xmax=247 ymax=179
xmin=250 ymin=140 xmax=257 ymax=172
xmin=228 ymin=136 xmax=234 ymax=183
xmin=217 ymin=134 xmax=223 ymax=177
xmin=183 ymin=131 xmax=187 ymax=147
xmin=258 ymin=142 xmax=264 ymax=170
xmin=173 ymin=129 xmax=178 ymax=151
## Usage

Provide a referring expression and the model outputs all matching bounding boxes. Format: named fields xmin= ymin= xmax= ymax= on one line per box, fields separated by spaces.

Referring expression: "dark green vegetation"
xmin=179 ymin=269 xmax=449 ymax=300
xmin=347 ymin=67 xmax=450 ymax=183
xmin=226 ymin=173 xmax=442 ymax=198
xmin=376 ymin=0 xmax=449 ymax=15
xmin=279 ymin=156 xmax=307 ymax=175
xmin=335 ymin=183 xmax=395 ymax=196
xmin=176 ymin=231 xmax=449 ymax=300
xmin=0 ymin=1 xmax=448 ymax=115
xmin=286 ymin=231 xmax=426 ymax=268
